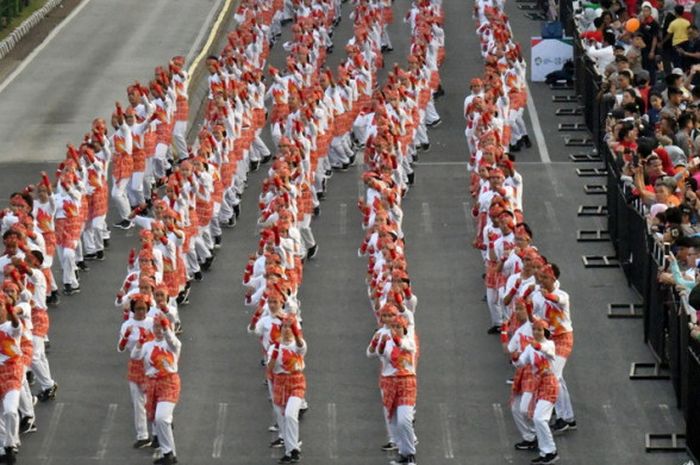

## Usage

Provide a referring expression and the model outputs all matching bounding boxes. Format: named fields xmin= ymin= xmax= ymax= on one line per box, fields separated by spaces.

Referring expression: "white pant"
xmin=425 ymin=98 xmax=440 ymax=125
xmin=153 ymin=144 xmax=170 ymax=179
xmin=128 ymin=171 xmax=145 ymax=207
xmin=82 ymin=215 xmax=107 ymax=254
xmin=31 ymin=336 xmax=54 ymax=391
xmin=275 ymin=396 xmax=302 ymax=455
xmin=0 ymin=390 xmax=20 ymax=448
xmin=57 ymin=245 xmax=78 ymax=286
xmin=486 ymin=288 xmax=502 ymax=325
xmin=129 ymin=382 xmax=149 ymax=440
xmin=299 ymin=214 xmax=315 ymax=252
xmin=389 ymin=405 xmax=415 ymax=456
xmin=382 ymin=406 xmax=397 ymax=444
xmin=511 ymin=393 xmax=536 ymax=442
xmin=552 ymin=355 xmax=574 ymax=421
xmin=533 ymin=400 xmax=556 ymax=455
xmin=19 ymin=373 xmax=34 ymax=418
xmin=111 ymin=178 xmax=131 ymax=221
xmin=172 ymin=121 xmax=188 ymax=160
xmin=153 ymin=401 xmax=176 ymax=455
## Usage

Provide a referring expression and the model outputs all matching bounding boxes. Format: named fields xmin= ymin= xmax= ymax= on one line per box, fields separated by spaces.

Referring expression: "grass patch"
xmin=0 ymin=0 xmax=49 ymax=42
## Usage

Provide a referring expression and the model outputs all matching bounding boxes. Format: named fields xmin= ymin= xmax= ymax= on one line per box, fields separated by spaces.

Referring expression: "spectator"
xmin=587 ymin=31 xmax=617 ymax=73
xmin=640 ymin=2 xmax=661 ymax=82
xmin=665 ymin=4 xmax=691 ymax=67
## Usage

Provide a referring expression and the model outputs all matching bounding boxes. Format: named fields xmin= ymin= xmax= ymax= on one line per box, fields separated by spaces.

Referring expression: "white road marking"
xmin=94 ymin=403 xmax=118 ymax=460
xmin=185 ymin=0 xmax=235 ymax=89
xmin=439 ymin=403 xmax=455 ymax=459
xmin=212 ymin=402 xmax=229 ymax=458
xmin=339 ymin=203 xmax=347 ymax=235
xmin=422 ymin=202 xmax=433 ymax=234
xmin=328 ymin=402 xmax=338 ymax=459
xmin=185 ymin=0 xmax=227 ymax=64
xmin=412 ymin=161 xmax=578 ymax=166
xmin=658 ymin=403 xmax=675 ymax=427
xmin=544 ymin=201 xmax=561 ymax=233
xmin=524 ymin=80 xmax=552 ymax=164
xmin=0 ymin=0 xmax=94 ymax=96
xmin=492 ymin=403 xmax=514 ymax=463
xmin=545 ymin=164 xmax=564 ymax=198
xmin=38 ymin=402 xmax=65 ymax=460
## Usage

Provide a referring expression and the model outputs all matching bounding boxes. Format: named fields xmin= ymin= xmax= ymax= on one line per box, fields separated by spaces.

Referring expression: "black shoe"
xmin=307 ymin=244 xmax=318 ymax=260
xmin=26 ymin=371 xmax=35 ymax=386
xmin=326 ymin=45 xmax=334 ymax=54
xmin=340 ymin=163 xmax=350 ymax=171
xmin=37 ymin=383 xmax=58 ymax=401
xmin=47 ymin=291 xmax=60 ymax=306
xmin=514 ymin=439 xmax=538 ymax=451
xmin=19 ymin=416 xmax=36 ymax=434
xmin=194 ymin=271 xmax=203 ymax=281
xmin=4 ymin=447 xmax=17 ymax=465
xmin=486 ymin=325 xmax=501 ymax=334
xmin=551 ymin=418 xmax=569 ymax=434
xmin=521 ymin=135 xmax=532 ymax=148
xmin=427 ymin=119 xmax=442 ymax=128
xmin=133 ymin=438 xmax=152 ymax=448
xmin=509 ymin=143 xmax=521 ymax=153
xmin=278 ymin=455 xmax=293 ymax=464
xmin=407 ymin=172 xmax=415 ymax=185
xmin=381 ymin=442 xmax=397 ymax=451
xmin=540 ymin=452 xmax=559 ymax=464
xmin=433 ymin=85 xmax=445 ymax=98
xmin=77 ymin=261 xmax=90 ymax=272
xmin=153 ymin=452 xmax=176 ymax=465
xmin=174 ymin=322 xmax=183 ymax=335
xmin=63 ymin=284 xmax=80 ymax=296
xmin=250 ymin=160 xmax=260 ymax=172
xmin=317 ymin=191 xmax=326 ymax=201
xmin=314 ymin=206 xmax=320 ymax=217
xmin=225 ymin=217 xmax=236 ymax=228
xmin=233 ymin=204 xmax=241 ymax=218
xmin=201 ymin=255 xmax=215 ymax=271
xmin=421 ymin=143 xmax=430 ymax=152
xmin=150 ymin=435 xmax=160 ymax=448
xmin=96 ymin=250 xmax=105 ymax=261
xmin=270 ymin=438 xmax=285 ymax=448
xmin=565 ymin=420 xmax=577 ymax=430
xmin=390 ymin=456 xmax=409 ymax=465
xmin=262 ymin=154 xmax=272 ymax=164
xmin=103 ymin=238 xmax=110 ymax=249
xmin=290 ymin=449 xmax=301 ymax=462
xmin=299 ymin=406 xmax=308 ymax=420
xmin=83 ymin=253 xmax=98 ymax=261
xmin=113 ymin=219 xmax=134 ymax=230
xmin=214 ymin=235 xmax=222 ymax=248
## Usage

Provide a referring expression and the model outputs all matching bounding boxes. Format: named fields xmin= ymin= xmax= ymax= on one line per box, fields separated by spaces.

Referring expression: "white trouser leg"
xmin=111 ymin=178 xmax=131 ymax=220
xmin=59 ymin=246 xmax=78 ymax=286
xmin=154 ymin=401 xmax=176 ymax=455
xmin=533 ymin=400 xmax=556 ymax=456
xmin=185 ymin=248 xmax=200 ymax=275
xmin=282 ymin=396 xmax=302 ymax=455
xmin=299 ymin=215 xmax=315 ymax=251
xmin=172 ymin=121 xmax=188 ymax=160
xmin=2 ymin=390 xmax=20 ymax=448
xmin=154 ymin=144 xmax=170 ymax=179
xmin=253 ymin=133 xmax=270 ymax=158
xmin=486 ymin=288 xmax=502 ymax=325
xmin=382 ymin=406 xmax=397 ymax=443
xmin=425 ymin=99 xmax=440 ymax=124
xmin=129 ymin=382 xmax=149 ymax=440
xmin=31 ymin=336 xmax=54 ymax=391
xmin=199 ymin=226 xmax=213 ymax=251
xmin=393 ymin=405 xmax=416 ymax=456
xmin=18 ymin=374 xmax=33 ymax=418
xmin=552 ymin=355 xmax=574 ymax=421
xmin=81 ymin=225 xmax=97 ymax=255
xmin=512 ymin=393 xmax=536 ymax=441
xmin=128 ymin=171 xmax=145 ymax=206
xmin=381 ymin=27 xmax=392 ymax=48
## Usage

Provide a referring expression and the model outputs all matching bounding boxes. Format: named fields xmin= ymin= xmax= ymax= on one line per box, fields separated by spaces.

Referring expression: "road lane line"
xmin=412 ymin=161 xmax=578 ymax=166
xmin=543 ymin=201 xmax=561 ymax=233
xmin=524 ymin=80 xmax=551 ymax=164
xmin=492 ymin=403 xmax=514 ymax=463
xmin=38 ymin=402 xmax=65 ymax=460
xmin=185 ymin=0 xmax=227 ymax=64
xmin=0 ymin=0 xmax=95 ymax=96
xmin=185 ymin=0 xmax=236 ymax=89
xmin=94 ymin=403 xmax=118 ymax=460
xmin=439 ymin=403 xmax=455 ymax=459
xmin=212 ymin=402 xmax=229 ymax=458
xmin=328 ymin=402 xmax=338 ymax=459
xmin=421 ymin=202 xmax=433 ymax=234
xmin=339 ymin=203 xmax=347 ymax=235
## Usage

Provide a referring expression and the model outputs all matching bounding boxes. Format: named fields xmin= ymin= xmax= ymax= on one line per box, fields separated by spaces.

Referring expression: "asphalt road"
xmin=0 ymin=0 xmax=689 ymax=464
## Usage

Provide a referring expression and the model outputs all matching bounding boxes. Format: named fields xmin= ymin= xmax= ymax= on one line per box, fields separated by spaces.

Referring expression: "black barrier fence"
xmin=574 ymin=35 xmax=700 ymax=459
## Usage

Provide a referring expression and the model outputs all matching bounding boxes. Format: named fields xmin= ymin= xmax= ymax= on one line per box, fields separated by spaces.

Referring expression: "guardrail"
xmin=572 ymin=24 xmax=700 ymax=460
